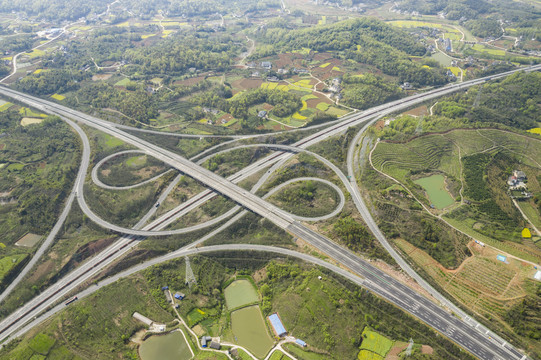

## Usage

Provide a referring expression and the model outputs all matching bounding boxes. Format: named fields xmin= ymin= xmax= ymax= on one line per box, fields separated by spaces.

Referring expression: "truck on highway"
xmin=64 ymin=296 xmax=78 ymax=306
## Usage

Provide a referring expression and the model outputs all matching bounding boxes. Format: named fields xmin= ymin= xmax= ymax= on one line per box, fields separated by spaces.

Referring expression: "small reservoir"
xmin=139 ymin=330 xmax=192 ymax=360
xmin=414 ymin=174 xmax=454 ymax=209
xmin=231 ymin=305 xmax=274 ymax=358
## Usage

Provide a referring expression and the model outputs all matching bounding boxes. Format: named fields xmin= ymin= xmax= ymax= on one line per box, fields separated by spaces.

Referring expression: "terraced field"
xmin=371 ymin=136 xmax=456 ymax=182
xmin=395 ymin=239 xmax=528 ymax=322
xmin=454 ymin=257 xmax=517 ymax=298
xmin=372 ymin=129 xmax=541 ymax=185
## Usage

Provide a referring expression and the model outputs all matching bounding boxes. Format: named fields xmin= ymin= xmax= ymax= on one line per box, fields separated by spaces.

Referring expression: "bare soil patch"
xmin=313 ymin=52 xmax=334 ymax=62
xmin=274 ymin=53 xmax=303 ymax=68
xmin=92 ymin=73 xmax=113 ymax=81
xmin=28 ymin=260 xmax=54 ymax=283
xmin=386 ymin=343 xmax=408 ymax=360
xmin=404 ymin=105 xmax=428 ymax=117
xmin=15 ymin=233 xmax=42 ymax=247
xmin=253 ymin=267 xmax=267 ymax=283
xmin=315 ymin=83 xmax=326 ymax=92
xmin=174 ymin=76 xmax=206 ymax=86
xmin=306 ymin=93 xmax=331 ymax=108
xmin=134 ymin=165 xmax=166 ymax=179
xmin=192 ymin=324 xmax=204 ymax=336
xmin=237 ymin=78 xmax=263 ymax=90
xmin=374 ymin=120 xmax=385 ymax=131
xmin=130 ymin=329 xmax=146 ymax=345
xmin=421 ymin=345 xmax=433 ymax=354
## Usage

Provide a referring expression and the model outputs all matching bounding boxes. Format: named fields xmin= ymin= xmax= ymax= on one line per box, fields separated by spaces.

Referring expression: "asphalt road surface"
xmin=1 ymin=66 xmax=539 ymax=359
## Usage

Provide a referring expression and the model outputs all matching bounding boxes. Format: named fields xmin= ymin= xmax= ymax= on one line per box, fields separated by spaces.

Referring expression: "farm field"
xmin=517 ymin=202 xmax=541 ymax=229
xmin=269 ymin=350 xmax=293 ymax=360
xmin=372 ymin=129 xmax=541 ymax=188
xmin=114 ymin=77 xmax=131 ymax=87
xmin=430 ymin=51 xmax=452 ymax=66
xmin=230 ymin=305 xmax=274 ymax=358
xmin=20 ymin=117 xmax=43 ymax=126
xmin=14 ymin=233 xmax=41 ymax=247
xmin=469 ymin=44 xmax=506 ymax=57
xmin=388 ymin=20 xmax=465 ymax=41
xmin=19 ymin=107 xmax=47 ymax=118
xmin=224 ymin=279 xmax=259 ymax=310
xmin=395 ymin=238 xmax=537 ymax=323
xmin=414 ymin=174 xmax=455 ymax=209
xmin=0 ymin=101 xmax=14 ymax=112
xmin=282 ymin=343 xmax=328 ymax=360
xmin=0 ymin=277 xmax=174 ymax=359
xmin=0 ymin=254 xmax=27 ymax=282
xmin=371 ymin=127 xmax=541 ymax=260
xmin=50 ymin=93 xmax=65 ymax=101
xmin=358 ymin=328 xmax=393 ymax=360
xmin=371 ymin=135 xmax=458 ymax=183
xmin=443 ymin=216 xmax=541 ymax=263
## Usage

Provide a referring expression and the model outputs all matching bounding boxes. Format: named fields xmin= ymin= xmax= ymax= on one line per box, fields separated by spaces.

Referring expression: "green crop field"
xmin=282 ymin=344 xmax=328 ymax=360
xmin=517 ymin=202 xmax=541 ymax=228
xmin=28 ymin=334 xmax=55 ymax=355
xmin=187 ymin=308 xmax=207 ymax=326
xmin=19 ymin=107 xmax=46 ymax=118
xmin=316 ymin=102 xmax=330 ymax=111
xmin=0 ymin=101 xmax=13 ymax=112
xmin=358 ymin=350 xmax=383 ymax=360
xmin=373 ymin=129 xmax=541 ymax=184
xmin=358 ymin=328 xmax=393 ymax=359
xmin=470 ymin=44 xmax=506 ymax=56
xmin=371 ymin=136 xmax=457 ymax=182
xmin=24 ymin=48 xmax=46 ymax=59
xmin=114 ymin=77 xmax=131 ymax=86
xmin=0 ymin=254 xmax=27 ymax=281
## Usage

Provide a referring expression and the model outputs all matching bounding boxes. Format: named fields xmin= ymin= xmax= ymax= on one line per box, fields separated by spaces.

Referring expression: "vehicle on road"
xmin=64 ymin=296 xmax=78 ymax=306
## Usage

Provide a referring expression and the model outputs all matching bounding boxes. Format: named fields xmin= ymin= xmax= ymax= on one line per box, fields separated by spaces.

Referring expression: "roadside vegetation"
xmin=0 ymin=254 xmax=477 ymax=360
xmin=362 ymin=74 xmax=541 ymax=357
xmin=0 ymin=107 xmax=79 ymax=293
xmin=0 ymin=0 xmax=540 ymax=358
xmin=267 ymin=180 xmax=340 ymax=218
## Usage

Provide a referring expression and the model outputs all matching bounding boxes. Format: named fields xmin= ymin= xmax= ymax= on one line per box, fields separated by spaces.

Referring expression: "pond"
xmin=231 ymin=305 xmax=274 ymax=358
xmin=224 ymin=279 xmax=259 ymax=310
xmin=414 ymin=174 xmax=455 ymax=209
xmin=139 ymin=330 xmax=192 ymax=360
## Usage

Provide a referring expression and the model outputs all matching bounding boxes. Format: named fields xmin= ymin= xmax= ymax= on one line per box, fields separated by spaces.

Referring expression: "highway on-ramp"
xmin=1 ymin=67 xmax=539 ymax=359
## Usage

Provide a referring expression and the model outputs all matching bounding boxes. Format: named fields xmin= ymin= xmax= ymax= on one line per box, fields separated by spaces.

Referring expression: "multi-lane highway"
xmin=1 ymin=65 xmax=539 ymax=359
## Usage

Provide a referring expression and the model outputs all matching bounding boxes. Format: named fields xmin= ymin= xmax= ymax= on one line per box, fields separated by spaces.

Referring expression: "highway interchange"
xmin=1 ymin=64 xmax=540 ymax=359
